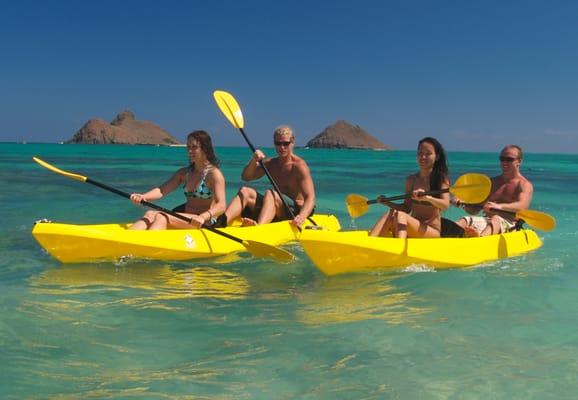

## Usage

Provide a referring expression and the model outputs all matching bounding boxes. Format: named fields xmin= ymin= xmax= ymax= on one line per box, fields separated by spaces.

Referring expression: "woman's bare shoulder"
xmin=175 ymin=166 xmax=190 ymax=177
xmin=207 ymin=166 xmax=224 ymax=179
xmin=406 ymin=172 xmax=419 ymax=182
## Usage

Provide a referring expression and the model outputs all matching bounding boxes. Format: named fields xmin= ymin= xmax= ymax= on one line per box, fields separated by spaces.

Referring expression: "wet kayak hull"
xmin=299 ymin=229 xmax=542 ymax=276
xmin=33 ymin=214 xmax=341 ymax=263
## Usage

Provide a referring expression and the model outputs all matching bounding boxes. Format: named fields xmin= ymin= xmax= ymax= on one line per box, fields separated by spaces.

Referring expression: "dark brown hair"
xmin=418 ymin=137 xmax=448 ymax=192
xmin=187 ymin=130 xmax=220 ymax=167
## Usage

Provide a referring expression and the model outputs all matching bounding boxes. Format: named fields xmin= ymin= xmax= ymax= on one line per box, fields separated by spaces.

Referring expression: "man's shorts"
xmin=241 ymin=192 xmax=313 ymax=222
xmin=462 ymin=215 xmax=516 ymax=235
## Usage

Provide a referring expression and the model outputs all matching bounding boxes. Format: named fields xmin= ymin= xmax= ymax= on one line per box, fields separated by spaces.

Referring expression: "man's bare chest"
xmin=491 ymin=182 xmax=520 ymax=202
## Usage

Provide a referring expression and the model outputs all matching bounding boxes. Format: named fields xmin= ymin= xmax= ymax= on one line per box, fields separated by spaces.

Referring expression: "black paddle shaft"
xmin=86 ymin=178 xmax=245 ymax=244
xmin=87 ymin=178 xmax=192 ymax=223
xmin=239 ymin=127 xmax=296 ymax=219
xmin=368 ymin=188 xmax=450 ymax=205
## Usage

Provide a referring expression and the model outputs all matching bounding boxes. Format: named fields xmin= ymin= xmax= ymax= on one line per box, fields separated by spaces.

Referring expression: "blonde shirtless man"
xmin=455 ymin=145 xmax=533 ymax=237
xmin=216 ymin=125 xmax=315 ymax=228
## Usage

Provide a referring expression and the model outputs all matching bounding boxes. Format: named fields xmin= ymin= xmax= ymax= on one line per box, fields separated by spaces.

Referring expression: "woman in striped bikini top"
xmin=128 ymin=130 xmax=226 ymax=230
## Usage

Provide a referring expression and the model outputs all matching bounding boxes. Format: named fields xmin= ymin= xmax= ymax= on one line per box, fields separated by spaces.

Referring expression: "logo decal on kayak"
xmin=184 ymin=234 xmax=196 ymax=249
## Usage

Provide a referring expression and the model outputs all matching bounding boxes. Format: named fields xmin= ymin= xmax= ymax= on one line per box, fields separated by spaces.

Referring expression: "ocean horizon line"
xmin=2 ymin=141 xmax=578 ymax=156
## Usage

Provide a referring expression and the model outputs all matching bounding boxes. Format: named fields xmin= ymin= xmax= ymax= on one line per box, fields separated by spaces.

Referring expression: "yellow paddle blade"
xmin=32 ymin=157 xmax=87 ymax=182
xmin=213 ymin=90 xmax=244 ymax=129
xmin=517 ymin=209 xmax=556 ymax=231
xmin=346 ymin=193 xmax=369 ymax=218
xmin=243 ymin=240 xmax=295 ymax=263
xmin=450 ymin=173 xmax=491 ymax=204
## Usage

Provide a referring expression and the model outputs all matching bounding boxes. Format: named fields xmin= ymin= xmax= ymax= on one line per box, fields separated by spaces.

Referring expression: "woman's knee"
xmin=143 ymin=210 xmax=158 ymax=219
xmin=153 ymin=212 xmax=169 ymax=224
xmin=456 ymin=217 xmax=467 ymax=228
xmin=238 ymin=186 xmax=257 ymax=202
xmin=263 ymin=189 xmax=279 ymax=201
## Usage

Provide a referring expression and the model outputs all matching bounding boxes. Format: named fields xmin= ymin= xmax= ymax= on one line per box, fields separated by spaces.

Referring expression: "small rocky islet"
xmin=67 ymin=110 xmax=180 ymax=145
xmin=67 ymin=112 xmax=390 ymax=150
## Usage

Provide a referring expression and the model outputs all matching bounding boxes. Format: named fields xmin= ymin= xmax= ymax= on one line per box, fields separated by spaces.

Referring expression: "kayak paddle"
xmin=346 ymin=173 xmax=491 ymax=218
xmin=511 ymin=209 xmax=556 ymax=231
xmin=213 ymin=90 xmax=299 ymax=225
xmin=32 ymin=157 xmax=294 ymax=263
xmin=490 ymin=208 xmax=556 ymax=231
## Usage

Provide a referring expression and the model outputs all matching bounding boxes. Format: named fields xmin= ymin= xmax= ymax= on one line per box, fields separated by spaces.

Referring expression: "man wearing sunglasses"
xmin=454 ymin=145 xmax=534 ymax=237
xmin=215 ymin=125 xmax=316 ymax=228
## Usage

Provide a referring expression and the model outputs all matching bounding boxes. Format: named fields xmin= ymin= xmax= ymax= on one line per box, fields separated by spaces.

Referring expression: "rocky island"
xmin=306 ymin=120 xmax=390 ymax=150
xmin=67 ymin=110 xmax=180 ymax=145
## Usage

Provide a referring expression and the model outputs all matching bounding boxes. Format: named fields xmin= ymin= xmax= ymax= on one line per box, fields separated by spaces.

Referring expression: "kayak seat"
xmin=441 ymin=218 xmax=465 ymax=238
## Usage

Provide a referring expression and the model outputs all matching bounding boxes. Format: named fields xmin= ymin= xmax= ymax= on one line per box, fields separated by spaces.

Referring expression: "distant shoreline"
xmin=2 ymin=142 xmax=575 ymax=155
xmin=6 ymin=141 xmax=390 ymax=150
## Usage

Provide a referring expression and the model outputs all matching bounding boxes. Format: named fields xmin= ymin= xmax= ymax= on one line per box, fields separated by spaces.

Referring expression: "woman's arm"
xmin=130 ymin=168 xmax=184 ymax=204
xmin=397 ymin=175 xmax=414 ymax=212
xmin=417 ymin=177 xmax=451 ymax=211
xmin=198 ymin=168 xmax=227 ymax=224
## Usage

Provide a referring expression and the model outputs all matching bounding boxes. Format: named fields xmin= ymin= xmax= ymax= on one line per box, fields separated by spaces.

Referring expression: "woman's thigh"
xmin=405 ymin=215 xmax=440 ymax=238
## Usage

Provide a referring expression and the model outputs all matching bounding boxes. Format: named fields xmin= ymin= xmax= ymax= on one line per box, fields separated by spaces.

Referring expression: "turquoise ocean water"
xmin=1 ymin=143 xmax=577 ymax=398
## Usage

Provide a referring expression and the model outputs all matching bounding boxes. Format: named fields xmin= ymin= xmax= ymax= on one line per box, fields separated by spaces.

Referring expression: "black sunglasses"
xmin=499 ymin=156 xmax=518 ymax=163
xmin=274 ymin=141 xmax=292 ymax=147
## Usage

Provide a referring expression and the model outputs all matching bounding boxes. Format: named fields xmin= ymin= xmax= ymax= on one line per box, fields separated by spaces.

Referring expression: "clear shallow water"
xmin=1 ymin=143 xmax=578 ymax=398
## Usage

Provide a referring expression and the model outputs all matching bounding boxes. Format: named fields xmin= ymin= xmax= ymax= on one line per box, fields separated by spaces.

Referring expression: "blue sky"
xmin=1 ymin=0 xmax=577 ymax=153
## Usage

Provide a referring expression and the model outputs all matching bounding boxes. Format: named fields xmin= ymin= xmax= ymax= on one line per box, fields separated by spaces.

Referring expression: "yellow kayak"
xmin=299 ymin=229 xmax=542 ymax=276
xmin=33 ymin=214 xmax=341 ymax=263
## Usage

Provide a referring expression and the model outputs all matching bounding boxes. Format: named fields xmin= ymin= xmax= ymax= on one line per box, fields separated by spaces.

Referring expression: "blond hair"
xmin=273 ymin=125 xmax=294 ymax=140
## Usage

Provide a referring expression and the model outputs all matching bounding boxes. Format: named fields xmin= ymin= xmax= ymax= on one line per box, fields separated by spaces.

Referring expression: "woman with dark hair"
xmin=129 ymin=130 xmax=226 ymax=230
xmin=369 ymin=137 xmax=450 ymax=238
